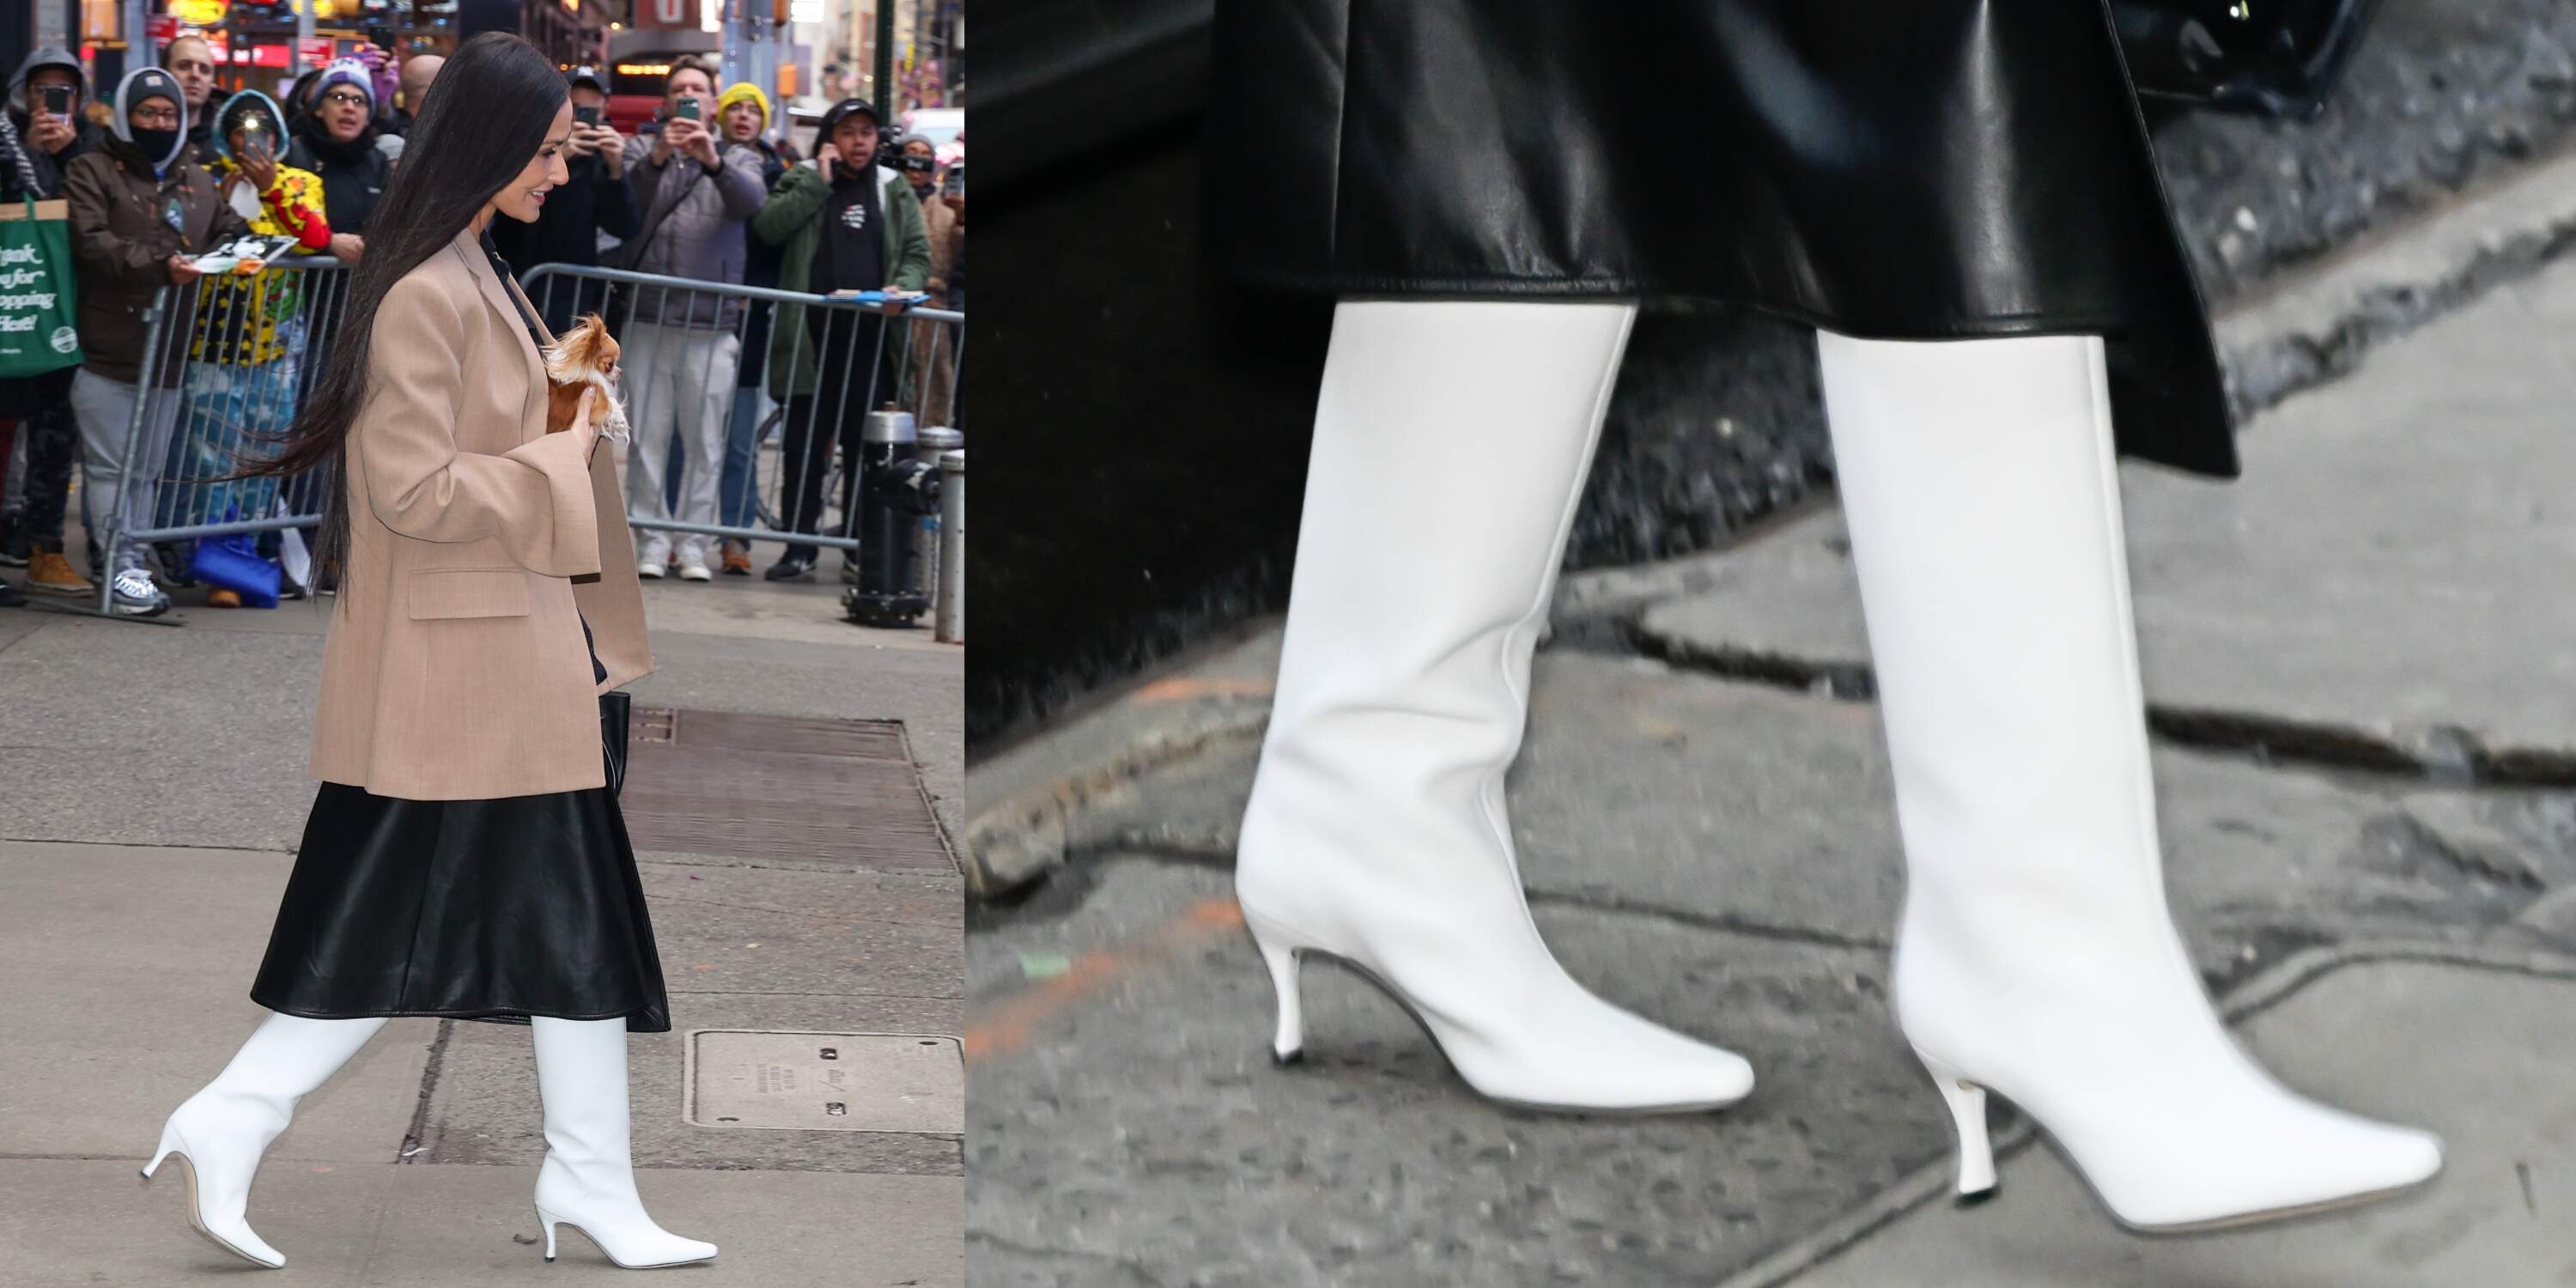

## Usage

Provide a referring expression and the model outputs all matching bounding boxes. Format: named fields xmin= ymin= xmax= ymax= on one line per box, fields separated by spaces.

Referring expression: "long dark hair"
xmin=238 ymin=33 xmax=567 ymax=590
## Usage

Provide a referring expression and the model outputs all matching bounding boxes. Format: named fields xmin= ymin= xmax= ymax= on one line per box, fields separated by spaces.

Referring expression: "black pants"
xmin=0 ymin=367 xmax=79 ymax=554
xmin=777 ymin=313 xmax=896 ymax=565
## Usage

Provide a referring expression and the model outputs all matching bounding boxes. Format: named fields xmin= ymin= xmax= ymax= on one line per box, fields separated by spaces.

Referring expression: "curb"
xmin=2215 ymin=138 xmax=2576 ymax=418
xmin=964 ymin=698 xmax=1269 ymax=898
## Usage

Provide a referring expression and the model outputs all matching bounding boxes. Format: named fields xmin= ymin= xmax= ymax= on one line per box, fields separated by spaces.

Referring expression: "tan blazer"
xmin=307 ymin=225 xmax=652 ymax=800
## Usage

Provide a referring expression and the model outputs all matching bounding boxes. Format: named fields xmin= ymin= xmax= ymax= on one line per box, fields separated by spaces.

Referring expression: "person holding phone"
xmin=708 ymin=81 xmax=787 ymax=575
xmin=0 ymin=48 xmax=101 ymax=596
xmin=615 ymin=54 xmax=762 ymax=583
xmin=748 ymin=97 xmax=933 ymax=582
xmin=163 ymin=91 xmax=332 ymax=606
xmin=489 ymin=65 xmax=639 ymax=336
xmin=9 ymin=49 xmax=99 ymax=185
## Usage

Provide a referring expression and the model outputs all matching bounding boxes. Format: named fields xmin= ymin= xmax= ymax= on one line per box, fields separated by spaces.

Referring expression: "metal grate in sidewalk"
xmin=621 ymin=708 xmax=955 ymax=872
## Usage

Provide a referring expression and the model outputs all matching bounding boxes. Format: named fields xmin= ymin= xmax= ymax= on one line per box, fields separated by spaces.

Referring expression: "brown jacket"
xmin=61 ymin=142 xmax=251 ymax=385
xmin=307 ymin=225 xmax=651 ymax=800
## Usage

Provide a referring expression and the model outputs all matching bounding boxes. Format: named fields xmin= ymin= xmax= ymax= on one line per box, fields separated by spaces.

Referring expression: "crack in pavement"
xmin=1613 ymin=625 xmax=2576 ymax=788
xmin=967 ymin=1229 xmax=1176 ymax=1287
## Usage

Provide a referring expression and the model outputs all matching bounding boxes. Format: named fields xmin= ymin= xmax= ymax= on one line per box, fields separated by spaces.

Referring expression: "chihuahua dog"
xmin=542 ymin=313 xmax=630 ymax=446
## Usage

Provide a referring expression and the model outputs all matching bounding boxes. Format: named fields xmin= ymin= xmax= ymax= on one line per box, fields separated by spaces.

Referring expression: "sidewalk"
xmin=0 ymin=574 xmax=963 ymax=1285
xmin=963 ymin=245 xmax=2576 ymax=1280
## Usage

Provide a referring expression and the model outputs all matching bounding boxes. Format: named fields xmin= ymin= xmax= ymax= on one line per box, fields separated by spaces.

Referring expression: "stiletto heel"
xmin=1255 ymin=934 xmax=1304 ymax=1066
xmin=1820 ymin=331 xmax=2442 ymax=1230
xmin=528 ymin=1018 xmax=717 ymax=1268
xmin=141 ymin=1123 xmax=182 ymax=1181
xmin=1917 ymin=1051 xmax=1996 ymax=1203
xmin=1228 ymin=300 xmax=1756 ymax=1115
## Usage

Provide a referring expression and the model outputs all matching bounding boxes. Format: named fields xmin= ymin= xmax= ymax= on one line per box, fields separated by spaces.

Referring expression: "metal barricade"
xmin=519 ymin=265 xmax=965 ymax=611
xmin=95 ymin=256 xmax=356 ymax=615
xmin=87 ymin=258 xmax=963 ymax=629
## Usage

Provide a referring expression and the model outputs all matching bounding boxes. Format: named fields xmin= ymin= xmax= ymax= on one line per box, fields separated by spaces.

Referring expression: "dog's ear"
xmin=564 ymin=319 xmax=617 ymax=376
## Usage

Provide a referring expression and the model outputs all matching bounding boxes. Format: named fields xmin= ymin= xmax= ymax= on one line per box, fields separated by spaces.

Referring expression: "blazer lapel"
xmin=449 ymin=228 xmax=548 ymax=441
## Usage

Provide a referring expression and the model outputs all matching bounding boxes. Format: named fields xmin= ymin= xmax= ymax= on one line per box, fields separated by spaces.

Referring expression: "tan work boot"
xmin=25 ymin=550 xmax=92 ymax=596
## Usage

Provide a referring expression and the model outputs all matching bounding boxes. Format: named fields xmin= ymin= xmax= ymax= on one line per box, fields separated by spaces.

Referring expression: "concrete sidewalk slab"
xmin=0 ymin=840 xmax=434 ymax=1163
xmin=1771 ymin=955 xmax=2576 ymax=1287
xmin=6 ymin=1157 xmax=960 ymax=1285
xmin=0 ymin=605 xmax=963 ymax=855
xmin=1636 ymin=251 xmax=2576 ymax=775
xmin=969 ymin=857 xmax=1932 ymax=1288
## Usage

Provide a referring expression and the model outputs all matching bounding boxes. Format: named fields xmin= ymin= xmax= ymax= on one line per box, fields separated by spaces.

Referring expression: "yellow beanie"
xmin=714 ymin=82 xmax=769 ymax=125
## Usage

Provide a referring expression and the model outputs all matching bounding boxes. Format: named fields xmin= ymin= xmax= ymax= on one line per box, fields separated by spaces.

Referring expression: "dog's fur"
xmin=543 ymin=313 xmax=629 ymax=445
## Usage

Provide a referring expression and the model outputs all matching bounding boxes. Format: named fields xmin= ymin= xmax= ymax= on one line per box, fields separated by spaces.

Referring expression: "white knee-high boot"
xmin=143 ymin=1012 xmax=391 ymax=1267
xmin=529 ymin=1017 xmax=717 ymax=1268
xmin=1815 ymin=331 xmax=2442 ymax=1230
xmin=1236 ymin=299 xmax=1756 ymax=1114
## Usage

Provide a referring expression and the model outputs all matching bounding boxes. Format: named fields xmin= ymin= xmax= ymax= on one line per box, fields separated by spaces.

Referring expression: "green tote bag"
xmin=0 ymin=195 xmax=82 ymax=380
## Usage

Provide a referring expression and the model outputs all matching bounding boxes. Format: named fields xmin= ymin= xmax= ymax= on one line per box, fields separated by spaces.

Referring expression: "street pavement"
xmin=0 ymin=570 xmax=963 ymax=1285
xmin=963 ymin=226 xmax=2576 ymax=1280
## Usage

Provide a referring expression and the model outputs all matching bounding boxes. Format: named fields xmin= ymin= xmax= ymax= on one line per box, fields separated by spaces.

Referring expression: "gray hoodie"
xmin=8 ymin=46 xmax=83 ymax=117
xmin=8 ymin=46 xmax=97 ymax=197
xmin=108 ymin=66 xmax=190 ymax=174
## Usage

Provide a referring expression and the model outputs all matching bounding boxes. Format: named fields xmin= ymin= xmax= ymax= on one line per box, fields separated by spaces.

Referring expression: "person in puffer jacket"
xmin=60 ymin=65 xmax=250 ymax=616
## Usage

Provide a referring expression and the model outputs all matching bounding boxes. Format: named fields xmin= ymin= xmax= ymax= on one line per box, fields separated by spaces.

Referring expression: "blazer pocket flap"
xmin=407 ymin=568 xmax=532 ymax=620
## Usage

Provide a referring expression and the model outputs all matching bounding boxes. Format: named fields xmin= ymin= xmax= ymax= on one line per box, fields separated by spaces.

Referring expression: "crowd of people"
xmin=0 ymin=41 xmax=962 ymax=616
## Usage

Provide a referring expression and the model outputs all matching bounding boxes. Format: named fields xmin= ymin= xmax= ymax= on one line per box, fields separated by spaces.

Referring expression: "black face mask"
xmin=130 ymin=126 xmax=179 ymax=162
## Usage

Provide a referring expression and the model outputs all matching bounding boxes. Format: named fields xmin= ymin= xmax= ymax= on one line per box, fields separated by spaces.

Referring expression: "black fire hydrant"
xmin=844 ymin=406 xmax=943 ymax=627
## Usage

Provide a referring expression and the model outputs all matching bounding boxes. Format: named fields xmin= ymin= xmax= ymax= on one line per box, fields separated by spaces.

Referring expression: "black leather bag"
xmin=2111 ymin=0 xmax=2381 ymax=118
xmin=600 ymin=691 xmax=632 ymax=797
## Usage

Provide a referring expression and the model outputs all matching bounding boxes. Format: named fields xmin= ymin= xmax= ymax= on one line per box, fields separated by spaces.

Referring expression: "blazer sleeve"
xmin=350 ymin=271 xmax=602 ymax=578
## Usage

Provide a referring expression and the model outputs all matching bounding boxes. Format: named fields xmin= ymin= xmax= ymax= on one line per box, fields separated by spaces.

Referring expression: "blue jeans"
xmin=719 ymin=384 xmax=764 ymax=532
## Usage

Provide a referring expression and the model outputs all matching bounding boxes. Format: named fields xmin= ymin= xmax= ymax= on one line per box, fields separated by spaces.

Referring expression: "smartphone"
xmin=942 ymin=166 xmax=963 ymax=197
xmin=367 ymin=24 xmax=394 ymax=52
xmin=674 ymin=98 xmax=700 ymax=122
xmin=41 ymin=85 xmax=70 ymax=116
xmin=574 ymin=105 xmax=601 ymax=127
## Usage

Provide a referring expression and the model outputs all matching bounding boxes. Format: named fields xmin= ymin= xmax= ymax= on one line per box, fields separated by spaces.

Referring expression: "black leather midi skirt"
xmin=250 ymin=623 xmax=669 ymax=1032
xmin=1201 ymin=0 xmax=2237 ymax=478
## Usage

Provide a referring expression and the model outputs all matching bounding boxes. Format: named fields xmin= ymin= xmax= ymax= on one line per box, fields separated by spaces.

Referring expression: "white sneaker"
xmin=110 ymin=567 xmax=170 ymax=617
xmin=677 ymin=559 xmax=713 ymax=582
xmin=636 ymin=558 xmax=666 ymax=580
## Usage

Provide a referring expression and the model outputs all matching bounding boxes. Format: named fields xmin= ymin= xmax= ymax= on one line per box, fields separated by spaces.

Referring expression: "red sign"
xmin=147 ymin=15 xmax=180 ymax=45
xmin=634 ymin=0 xmax=696 ymax=29
xmin=297 ymin=37 xmax=336 ymax=67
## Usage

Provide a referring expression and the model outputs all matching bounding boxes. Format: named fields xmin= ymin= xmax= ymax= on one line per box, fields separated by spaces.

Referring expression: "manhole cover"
xmin=683 ymin=1030 xmax=963 ymax=1133
xmin=620 ymin=711 xmax=954 ymax=871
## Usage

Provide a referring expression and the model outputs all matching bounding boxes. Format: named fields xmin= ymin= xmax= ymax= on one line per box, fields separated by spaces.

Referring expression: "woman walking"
xmin=1210 ymin=0 xmax=2445 ymax=1234
xmin=138 ymin=33 xmax=713 ymax=1270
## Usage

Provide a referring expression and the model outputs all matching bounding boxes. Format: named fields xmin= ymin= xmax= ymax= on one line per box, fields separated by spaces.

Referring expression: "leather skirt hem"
xmin=246 ymin=996 xmax=672 ymax=1032
xmin=1236 ymin=268 xmax=2138 ymax=342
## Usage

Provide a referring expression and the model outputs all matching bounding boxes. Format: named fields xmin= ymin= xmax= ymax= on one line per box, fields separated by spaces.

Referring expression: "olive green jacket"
xmin=749 ymin=161 xmax=933 ymax=399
